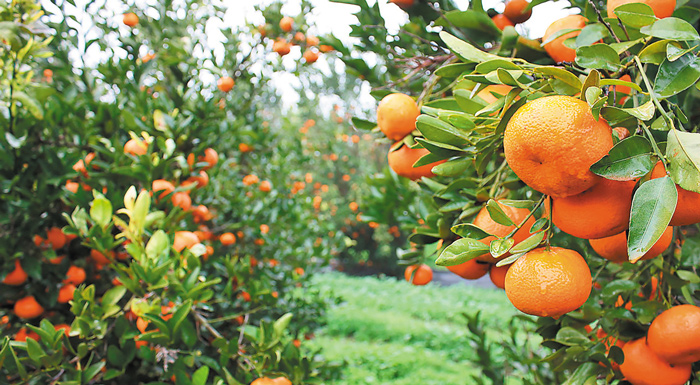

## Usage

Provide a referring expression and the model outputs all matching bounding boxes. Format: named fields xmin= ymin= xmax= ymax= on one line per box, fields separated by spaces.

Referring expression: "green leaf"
xmin=436 ymin=12 xmax=501 ymax=44
xmin=639 ymin=40 xmax=681 ymax=65
xmin=676 ymin=270 xmax=700 ymax=283
xmin=12 ymin=91 xmax=43 ymax=120
xmin=510 ymin=231 xmax=546 ymax=254
xmin=628 ymin=177 xmax=677 ymax=262
xmin=486 ymin=199 xmax=515 ymax=226
xmin=415 ymin=115 xmax=471 ymax=147
xmin=614 ymin=3 xmax=657 ymax=28
xmin=534 ymin=66 xmax=583 ymax=90
xmin=101 ymin=286 xmax=126 ymax=307
xmin=90 ymin=196 xmax=112 ymax=229
xmin=439 ymin=31 xmax=498 ymax=63
xmin=562 ymin=362 xmax=600 ymax=385
xmin=107 ymin=345 xmax=125 ymax=367
xmin=590 ymin=136 xmax=655 ymax=180
xmin=600 ymin=100 xmax=656 ymax=122
xmin=351 ymin=117 xmax=376 ymax=131
xmin=432 ymin=157 xmax=472 ymax=177
xmin=26 ymin=338 xmax=46 ymax=364
xmin=575 ymin=45 xmax=621 ymax=71
xmin=654 ymin=53 xmax=700 ymax=98
xmin=639 ymin=17 xmax=700 ymax=41
xmin=169 ymin=299 xmax=192 ymax=335
xmin=575 ymin=24 xmax=609 ymax=47
xmin=273 ymin=313 xmax=293 ymax=338
xmin=666 ymin=129 xmax=700 ymax=193
xmin=84 ymin=361 xmax=106 ymax=381
xmin=490 ymin=238 xmax=514 ymax=258
xmin=435 ymin=238 xmax=490 ymax=266
xmin=555 ymin=327 xmax=592 ymax=346
xmin=451 ymin=223 xmax=492 ymax=239
xmin=435 ymin=63 xmax=475 ymax=78
xmin=602 ymin=280 xmax=637 ymax=299
xmin=192 ymin=366 xmax=210 ymax=385
xmin=145 ymin=230 xmax=169 ymax=259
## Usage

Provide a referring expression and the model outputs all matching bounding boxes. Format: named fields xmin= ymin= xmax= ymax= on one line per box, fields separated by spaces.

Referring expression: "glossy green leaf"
xmin=628 ymin=177 xmax=677 ymax=262
xmin=90 ymin=195 xmax=112 ymax=229
xmin=439 ymin=31 xmax=499 ymax=63
xmin=451 ymin=223 xmax=493 ymax=239
xmin=534 ymin=66 xmax=583 ymax=90
xmin=590 ymin=136 xmax=655 ymax=180
xmin=575 ymin=24 xmax=609 ymax=47
xmin=654 ymin=53 xmax=700 ymax=98
xmin=639 ymin=17 xmax=700 ymax=41
xmin=435 ymin=238 xmax=490 ymax=266
xmin=613 ymin=3 xmax=657 ymax=28
xmin=432 ymin=157 xmax=472 ymax=177
xmin=575 ymin=45 xmax=621 ymax=71
xmin=486 ymin=199 xmax=515 ymax=226
xmin=510 ymin=231 xmax=546 ymax=254
xmin=490 ymin=237 xmax=514 ymax=258
xmin=639 ymin=40 xmax=681 ymax=64
xmin=666 ymin=129 xmax=700 ymax=193
xmin=146 ymin=230 xmax=169 ymax=259
xmin=415 ymin=115 xmax=471 ymax=147
xmin=351 ymin=117 xmax=376 ymax=130
xmin=192 ymin=366 xmax=210 ymax=385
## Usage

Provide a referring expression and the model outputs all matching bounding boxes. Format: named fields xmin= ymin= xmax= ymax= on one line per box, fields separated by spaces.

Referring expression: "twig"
xmin=193 ymin=311 xmax=223 ymax=339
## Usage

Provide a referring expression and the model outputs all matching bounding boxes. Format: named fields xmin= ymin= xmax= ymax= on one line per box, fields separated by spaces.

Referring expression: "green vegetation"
xmin=306 ymin=272 xmax=519 ymax=385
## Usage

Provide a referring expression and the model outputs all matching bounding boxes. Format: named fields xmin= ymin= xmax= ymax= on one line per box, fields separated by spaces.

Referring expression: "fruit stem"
xmin=633 ymin=56 xmax=676 ymax=131
xmin=505 ymin=194 xmax=546 ymax=239
xmin=545 ymin=196 xmax=552 ymax=250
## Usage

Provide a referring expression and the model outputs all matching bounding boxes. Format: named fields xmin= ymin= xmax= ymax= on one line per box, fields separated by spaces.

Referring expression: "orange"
xmin=306 ymin=35 xmax=320 ymax=46
xmin=171 ymin=192 xmax=192 ymax=211
xmin=319 ymin=44 xmax=334 ymax=52
xmin=489 ymin=264 xmax=509 ymax=289
xmin=377 ymin=93 xmax=420 ymax=141
xmin=123 ymin=12 xmax=139 ymax=27
xmin=619 ymin=338 xmax=691 ymax=385
xmin=504 ymin=95 xmax=613 ymax=197
xmin=54 ymin=324 xmax=71 ymax=336
xmin=243 ymin=174 xmax=259 ymax=186
xmin=200 ymin=148 xmax=218 ymax=170
xmin=15 ymin=328 xmax=39 ymax=342
xmin=58 ymin=284 xmax=76 ymax=303
xmin=505 ymin=247 xmax=591 ymax=318
xmin=349 ymin=202 xmax=359 ymax=212
xmin=543 ymin=15 xmax=587 ymax=63
xmin=387 ymin=144 xmax=445 ymax=181
xmin=90 ymin=249 xmax=113 ymax=265
xmin=136 ymin=317 xmax=149 ymax=333
xmin=46 ymin=227 xmax=67 ymax=249
xmin=295 ymin=267 xmax=305 ymax=276
xmin=14 ymin=296 xmax=44 ymax=319
xmin=294 ymin=32 xmax=305 ymax=42
xmin=648 ymin=304 xmax=700 ymax=365
xmin=404 ymin=264 xmax=433 ymax=285
xmin=173 ymin=231 xmax=199 ymax=253
xmin=272 ymin=378 xmax=292 ymax=385
xmin=187 ymin=170 xmax=209 ymax=188
xmin=589 ymin=226 xmax=673 ymax=263
xmin=273 ymin=39 xmax=291 ymax=56
xmin=390 ymin=0 xmax=414 ymax=9
xmin=492 ymin=14 xmax=514 ymax=30
xmin=217 ymin=76 xmax=234 ymax=92
xmin=607 ymin=0 xmax=675 ymax=18
xmin=279 ymin=16 xmax=294 ymax=32
xmin=64 ymin=265 xmax=86 ymax=285
xmin=550 ymin=178 xmax=636 ymax=239
xmin=65 ymin=180 xmax=80 ymax=193
xmin=303 ymin=49 xmax=319 ymax=64
xmin=260 ymin=224 xmax=270 ymax=234
xmin=192 ymin=205 xmax=212 ymax=222
xmin=259 ymin=180 xmax=272 ymax=192
xmin=220 ymin=232 xmax=236 ymax=246
xmin=72 ymin=152 xmax=95 ymax=176
xmin=2 ymin=260 xmax=27 ymax=286
xmin=152 ymin=179 xmax=175 ymax=199
xmin=447 ymin=259 xmax=490 ymax=280
xmin=650 ymin=162 xmax=700 ymax=226
xmin=476 ymin=84 xmax=512 ymax=104
xmin=239 ymin=143 xmax=252 ymax=152
xmin=124 ymin=138 xmax=148 ymax=155
xmin=472 ymin=201 xmax=537 ymax=262
xmin=503 ymin=0 xmax=532 ymax=23
xmin=251 ymin=378 xmax=276 ymax=385
xmin=613 ymin=126 xmax=630 ymax=139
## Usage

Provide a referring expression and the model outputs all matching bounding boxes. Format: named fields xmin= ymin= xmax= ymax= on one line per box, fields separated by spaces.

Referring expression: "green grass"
xmin=305 ymin=272 xmax=518 ymax=385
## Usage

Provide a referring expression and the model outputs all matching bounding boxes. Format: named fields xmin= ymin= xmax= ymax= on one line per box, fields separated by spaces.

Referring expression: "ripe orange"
xmin=272 ymin=377 xmax=292 ymax=385
xmin=447 ymin=259 xmax=490 ymax=280
xmin=220 ymin=232 xmax=236 ymax=246
xmin=173 ymin=231 xmax=199 ymax=253
xmin=306 ymin=35 xmax=320 ymax=46
xmin=476 ymin=84 xmax=512 ymax=104
xmin=543 ymin=15 xmax=587 ymax=63
xmin=648 ymin=304 xmax=700 ymax=365
xmin=303 ymin=49 xmax=319 ymax=64
xmin=123 ymin=12 xmax=139 ymax=27
xmin=319 ymin=44 xmax=334 ymax=52
xmin=58 ymin=284 xmax=76 ymax=303
xmin=504 ymin=95 xmax=613 ymax=197
xmin=243 ymin=174 xmax=260 ymax=186
xmin=64 ymin=265 xmax=86 ymax=285
xmin=390 ymin=0 xmax=414 ymax=9
xmin=260 ymin=224 xmax=270 ymax=234
xmin=607 ymin=0 xmax=675 ymax=18
xmin=251 ymin=378 xmax=276 ymax=385
xmin=405 ymin=264 xmax=433 ymax=285
xmin=349 ymin=202 xmax=359 ymax=212
xmin=273 ymin=39 xmax=291 ymax=56
xmin=14 ymin=296 xmax=44 ymax=319
xmin=491 ymin=14 xmax=514 ymax=30
xmin=171 ymin=192 xmax=192 ymax=211
xmin=259 ymin=180 xmax=272 ymax=192
xmin=72 ymin=152 xmax=95 ymax=176
xmin=187 ymin=170 xmax=209 ymax=188
xmin=192 ymin=205 xmax=212 ymax=222
xmin=377 ymin=93 xmax=420 ymax=141
xmin=152 ymin=179 xmax=175 ymax=199
xmin=550 ymin=178 xmax=636 ymax=239
xmin=124 ymin=138 xmax=148 ymax=155
xmin=90 ymin=249 xmax=113 ymax=265
xmin=294 ymin=32 xmax=305 ymax=42
xmin=54 ymin=324 xmax=71 ymax=336
xmin=279 ymin=16 xmax=294 ymax=32
xmin=589 ymin=226 xmax=673 ymax=263
xmin=217 ymin=76 xmax=234 ymax=92
xmin=387 ymin=144 xmax=444 ymax=181
xmin=239 ymin=143 xmax=252 ymax=152
xmin=619 ymin=338 xmax=691 ymax=385
xmin=46 ymin=227 xmax=67 ymax=249
xmin=15 ymin=327 xmax=39 ymax=342
xmin=2 ymin=260 xmax=27 ymax=286
xmin=650 ymin=162 xmax=700 ymax=226
xmin=200 ymin=148 xmax=218 ymax=170
xmin=505 ymin=247 xmax=591 ymax=318
xmin=472 ymin=201 xmax=537 ymax=262
xmin=503 ymin=0 xmax=532 ymax=23
xmin=489 ymin=264 xmax=509 ymax=289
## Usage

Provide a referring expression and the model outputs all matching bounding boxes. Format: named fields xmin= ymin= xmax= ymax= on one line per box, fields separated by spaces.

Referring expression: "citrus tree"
xmin=331 ymin=0 xmax=700 ymax=383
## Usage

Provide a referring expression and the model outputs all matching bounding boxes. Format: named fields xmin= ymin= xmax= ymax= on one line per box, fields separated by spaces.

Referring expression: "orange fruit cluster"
xmin=491 ymin=0 xmax=532 ymax=31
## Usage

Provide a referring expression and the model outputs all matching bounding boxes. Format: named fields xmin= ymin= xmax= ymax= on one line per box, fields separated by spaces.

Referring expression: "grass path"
xmin=305 ymin=272 xmax=518 ymax=385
